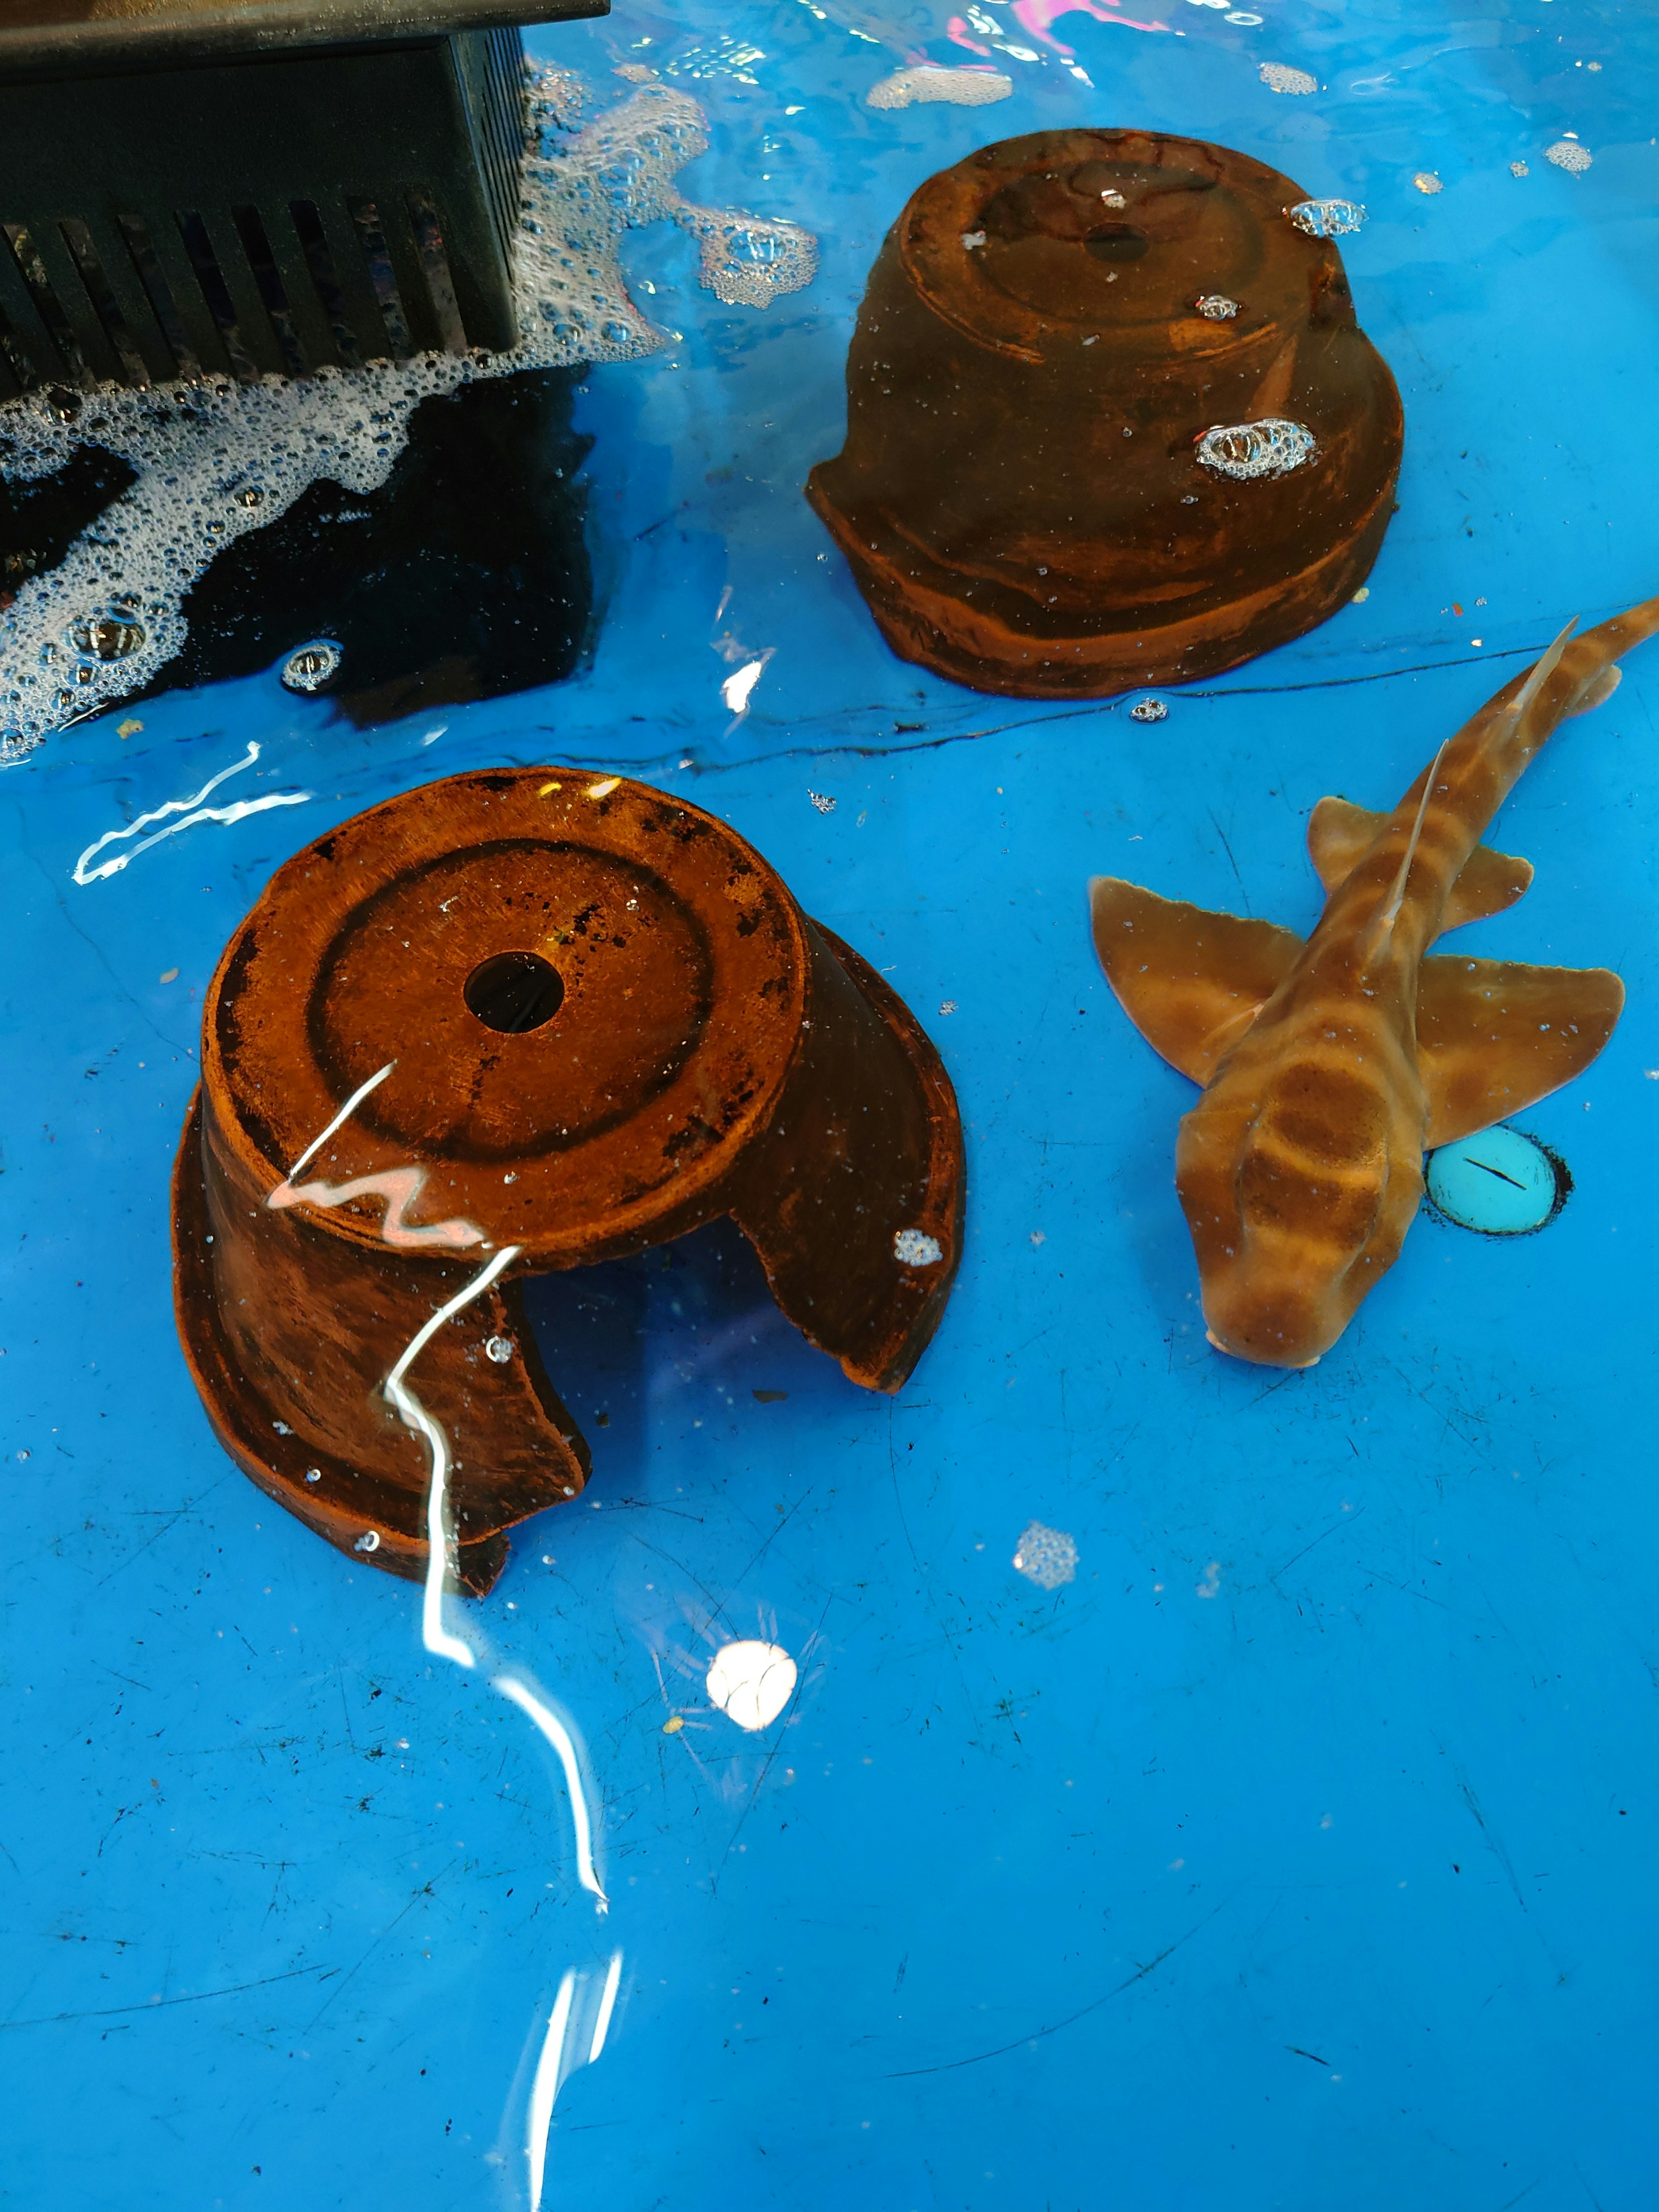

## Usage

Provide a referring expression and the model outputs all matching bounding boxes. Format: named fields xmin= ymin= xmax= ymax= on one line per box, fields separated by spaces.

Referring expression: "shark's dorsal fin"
xmin=1365 ymin=736 xmax=1451 ymax=963
xmin=1090 ymin=877 xmax=1303 ymax=1084
xmin=1417 ymin=955 xmax=1624 ymax=1146
xmin=1307 ymin=796 xmax=1534 ymax=931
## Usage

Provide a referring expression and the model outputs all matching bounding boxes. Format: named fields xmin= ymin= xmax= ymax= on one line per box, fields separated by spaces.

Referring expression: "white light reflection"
xmin=721 ymin=656 xmax=768 ymax=715
xmin=524 ymin=1951 xmax=625 ymax=2212
xmin=315 ymin=1131 xmax=618 ymax=2209
xmin=588 ymin=1949 xmax=624 ymax=2064
xmin=527 ymin=1970 xmax=576 ymax=2212
xmin=284 ymin=1060 xmax=394 ymax=1178
xmin=381 ymin=1241 xmax=523 ymax=1670
xmin=269 ymin=1163 xmax=486 ymax=1249
xmin=269 ymin=1064 xmax=486 ymax=1251
xmin=494 ymin=1672 xmax=610 ymax=1910
xmin=71 ymin=739 xmax=311 ymax=884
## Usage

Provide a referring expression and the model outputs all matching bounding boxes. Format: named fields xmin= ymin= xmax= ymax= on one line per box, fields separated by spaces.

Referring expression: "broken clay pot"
xmin=173 ymin=769 xmax=964 ymax=1595
xmin=807 ymin=128 xmax=1403 ymax=699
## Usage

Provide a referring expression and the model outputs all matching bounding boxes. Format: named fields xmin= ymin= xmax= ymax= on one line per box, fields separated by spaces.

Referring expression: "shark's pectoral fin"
xmin=1306 ymin=797 xmax=1388 ymax=890
xmin=1417 ymin=955 xmax=1624 ymax=1146
xmin=1307 ymin=796 xmax=1533 ymax=931
xmin=1438 ymin=845 xmax=1535 ymax=931
xmin=1090 ymin=877 xmax=1303 ymax=1084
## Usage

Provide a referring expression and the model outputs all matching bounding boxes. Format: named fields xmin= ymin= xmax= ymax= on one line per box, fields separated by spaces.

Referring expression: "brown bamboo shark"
xmin=1091 ymin=597 xmax=1659 ymax=1368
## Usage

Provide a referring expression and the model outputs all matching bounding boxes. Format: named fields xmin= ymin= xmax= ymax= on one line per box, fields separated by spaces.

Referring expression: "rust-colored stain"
xmin=807 ymin=128 xmax=1402 ymax=698
xmin=172 ymin=770 xmax=965 ymax=1593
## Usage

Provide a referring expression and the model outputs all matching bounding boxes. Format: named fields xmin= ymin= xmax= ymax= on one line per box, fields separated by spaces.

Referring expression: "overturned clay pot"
xmin=173 ymin=770 xmax=964 ymax=1595
xmin=807 ymin=129 xmax=1403 ymax=698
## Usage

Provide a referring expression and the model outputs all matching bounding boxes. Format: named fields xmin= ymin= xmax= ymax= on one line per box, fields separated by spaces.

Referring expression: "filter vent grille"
xmin=0 ymin=27 xmax=528 ymax=396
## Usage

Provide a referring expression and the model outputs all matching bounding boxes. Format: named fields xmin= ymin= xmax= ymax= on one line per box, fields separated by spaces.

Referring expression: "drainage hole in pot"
xmin=1084 ymin=225 xmax=1150 ymax=262
xmin=464 ymin=950 xmax=566 ymax=1033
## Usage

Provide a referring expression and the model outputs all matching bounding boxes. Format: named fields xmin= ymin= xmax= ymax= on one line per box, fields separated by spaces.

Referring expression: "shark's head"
xmin=1176 ymin=1058 xmax=1422 ymax=1369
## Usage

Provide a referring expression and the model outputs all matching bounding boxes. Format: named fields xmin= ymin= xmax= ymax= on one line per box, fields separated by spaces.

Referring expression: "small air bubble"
xmin=281 ymin=639 xmax=344 ymax=694
xmin=69 ymin=609 xmax=146 ymax=662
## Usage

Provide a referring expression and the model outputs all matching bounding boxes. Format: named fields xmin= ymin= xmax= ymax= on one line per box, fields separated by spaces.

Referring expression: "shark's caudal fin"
xmin=1307 ymin=796 xmax=1533 ymax=933
xmin=1555 ymin=592 xmax=1659 ymax=710
xmin=1089 ymin=877 xmax=1302 ymax=1083
xmin=1497 ymin=596 xmax=1659 ymax=750
xmin=1417 ymin=954 xmax=1624 ymax=1145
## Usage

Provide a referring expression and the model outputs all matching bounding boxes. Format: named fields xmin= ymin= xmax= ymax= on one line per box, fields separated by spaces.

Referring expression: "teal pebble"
xmin=1424 ymin=1123 xmax=1567 ymax=1236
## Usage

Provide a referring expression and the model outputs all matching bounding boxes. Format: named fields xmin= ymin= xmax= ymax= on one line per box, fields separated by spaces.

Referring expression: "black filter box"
xmin=0 ymin=0 xmax=604 ymax=395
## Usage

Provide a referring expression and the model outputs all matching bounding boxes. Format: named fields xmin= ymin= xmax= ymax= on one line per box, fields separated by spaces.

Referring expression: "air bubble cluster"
xmin=1287 ymin=198 xmax=1367 ymax=238
xmin=1196 ymin=418 xmax=1316 ymax=480
xmin=0 ymin=73 xmax=817 ymax=760
xmin=1012 ymin=1519 xmax=1077 ymax=1591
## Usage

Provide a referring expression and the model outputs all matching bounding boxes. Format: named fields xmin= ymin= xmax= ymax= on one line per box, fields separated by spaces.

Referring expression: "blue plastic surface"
xmin=6 ymin=2 xmax=1659 ymax=2206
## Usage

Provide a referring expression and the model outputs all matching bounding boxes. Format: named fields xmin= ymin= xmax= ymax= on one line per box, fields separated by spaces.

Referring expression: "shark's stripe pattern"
xmin=1093 ymin=596 xmax=1659 ymax=1367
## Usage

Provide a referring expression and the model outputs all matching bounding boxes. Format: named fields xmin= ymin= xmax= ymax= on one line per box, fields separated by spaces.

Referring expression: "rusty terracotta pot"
xmin=807 ymin=128 xmax=1403 ymax=699
xmin=173 ymin=770 xmax=964 ymax=1595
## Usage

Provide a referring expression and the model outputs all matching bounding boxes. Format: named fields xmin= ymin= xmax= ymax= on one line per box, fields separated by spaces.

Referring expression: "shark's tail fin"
xmin=1481 ymin=593 xmax=1659 ymax=773
xmin=1554 ymin=591 xmax=1659 ymax=718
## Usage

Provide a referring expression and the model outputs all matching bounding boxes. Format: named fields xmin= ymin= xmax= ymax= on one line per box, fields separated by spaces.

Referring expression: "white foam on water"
xmin=1012 ymin=1519 xmax=1077 ymax=1590
xmin=865 ymin=64 xmax=1013 ymax=106
xmin=1259 ymin=60 xmax=1316 ymax=94
xmin=0 ymin=73 xmax=816 ymax=761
